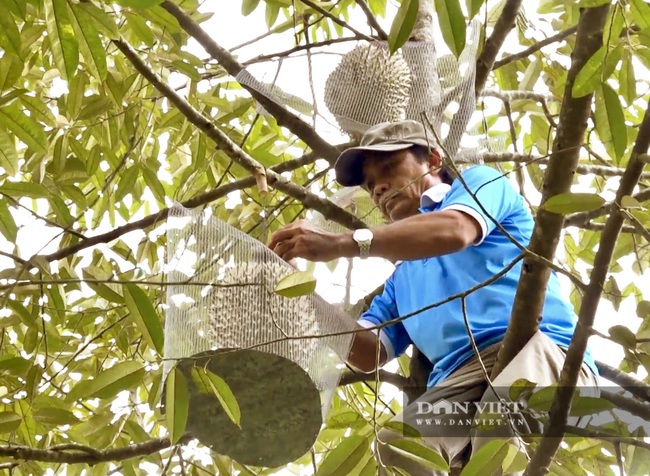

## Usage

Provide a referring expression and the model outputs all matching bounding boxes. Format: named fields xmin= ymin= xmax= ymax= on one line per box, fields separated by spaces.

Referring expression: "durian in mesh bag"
xmin=164 ymin=204 xmax=355 ymax=467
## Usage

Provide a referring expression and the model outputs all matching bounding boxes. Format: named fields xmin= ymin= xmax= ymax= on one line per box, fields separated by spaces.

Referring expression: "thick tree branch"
xmin=493 ymin=25 xmax=578 ymax=70
xmin=528 ymin=99 xmax=650 ymax=475
xmin=475 ymin=0 xmax=524 ymax=93
xmin=492 ymin=3 xmax=610 ymax=386
xmin=0 ymin=436 xmax=189 ymax=464
xmin=353 ymin=0 xmax=387 ymax=40
xmin=161 ymin=1 xmax=340 ymax=164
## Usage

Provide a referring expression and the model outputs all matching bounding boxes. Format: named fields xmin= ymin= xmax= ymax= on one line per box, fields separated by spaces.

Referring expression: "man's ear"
xmin=427 ymin=148 xmax=442 ymax=168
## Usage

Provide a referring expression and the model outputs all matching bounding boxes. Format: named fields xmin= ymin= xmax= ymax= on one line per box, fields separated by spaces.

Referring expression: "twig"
xmin=565 ymin=187 xmax=650 ymax=228
xmin=565 ymin=426 xmax=650 ymax=452
xmin=353 ymin=0 xmax=387 ymax=40
xmin=493 ymin=25 xmax=578 ymax=69
xmin=298 ymin=0 xmax=373 ymax=40
xmin=243 ymin=37 xmax=359 ymax=65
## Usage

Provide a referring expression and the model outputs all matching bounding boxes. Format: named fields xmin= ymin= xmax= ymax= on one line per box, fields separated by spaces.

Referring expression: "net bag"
xmin=164 ymin=204 xmax=356 ymax=467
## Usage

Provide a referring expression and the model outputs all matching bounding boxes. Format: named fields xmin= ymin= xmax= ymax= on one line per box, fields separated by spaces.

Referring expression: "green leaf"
xmin=609 ymin=325 xmax=636 ymax=349
xmin=3 ymin=0 xmax=26 ymax=19
xmin=621 ymin=195 xmax=642 ymax=209
xmin=388 ymin=439 xmax=449 ymax=472
xmin=165 ymin=367 xmax=189 ymax=444
xmin=242 ymin=0 xmax=261 ymax=16
xmin=274 ymin=270 xmax=317 ymax=297
xmin=382 ymin=420 xmax=423 ymax=438
xmin=265 ymin=2 xmax=279 ymax=29
xmin=0 ymin=3 xmax=21 ymax=57
xmin=621 ymin=54 xmax=637 ymax=104
xmin=434 ymin=0 xmax=466 ymax=57
xmin=191 ymin=367 xmax=241 ymax=428
xmin=630 ymin=0 xmax=650 ymax=29
xmin=77 ymin=2 xmax=119 ymax=38
xmin=508 ymin=378 xmax=538 ymax=402
xmin=569 ymin=396 xmax=615 ymax=417
xmin=70 ymin=361 xmax=145 ymax=400
xmin=33 ymin=408 xmax=80 ymax=426
xmin=0 ymin=128 xmax=18 ymax=175
xmin=460 ymin=439 xmax=510 ymax=476
xmin=637 ymin=300 xmax=650 ymax=319
xmin=578 ymin=0 xmax=611 ymax=7
xmin=0 ymin=181 xmax=50 ymax=200
xmin=388 ymin=0 xmax=419 ymax=53
xmin=44 ymin=0 xmax=79 ymax=81
xmin=315 ymin=435 xmax=369 ymax=476
xmin=542 ymin=193 xmax=605 ymax=214
xmin=527 ymin=385 xmax=558 ymax=412
xmin=0 ymin=199 xmax=18 ymax=242
xmin=466 ymin=0 xmax=485 ymax=19
xmin=0 ymin=412 xmax=22 ymax=434
xmin=600 ymin=83 xmax=627 ymax=160
xmin=326 ymin=411 xmax=369 ymax=430
xmin=125 ymin=12 xmax=155 ymax=46
xmin=0 ymin=55 xmax=23 ymax=92
xmin=0 ymin=104 xmax=48 ymax=153
xmin=115 ymin=0 xmax=164 ymax=8
xmin=123 ymin=283 xmax=164 ymax=355
xmin=572 ymin=45 xmax=606 ymax=98
xmin=68 ymin=3 xmax=108 ymax=81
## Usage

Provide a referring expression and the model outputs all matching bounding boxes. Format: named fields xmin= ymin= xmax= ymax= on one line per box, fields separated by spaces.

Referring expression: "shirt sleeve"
xmin=440 ymin=166 xmax=518 ymax=245
xmin=357 ymin=274 xmax=412 ymax=361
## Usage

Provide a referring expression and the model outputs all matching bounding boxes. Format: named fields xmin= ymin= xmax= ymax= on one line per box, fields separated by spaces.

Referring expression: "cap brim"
xmin=334 ymin=143 xmax=414 ymax=187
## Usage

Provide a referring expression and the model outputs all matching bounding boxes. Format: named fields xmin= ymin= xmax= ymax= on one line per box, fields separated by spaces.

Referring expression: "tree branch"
xmin=493 ymin=25 xmax=578 ymax=70
xmin=492 ymin=2 xmax=610 ymax=391
xmin=596 ymin=360 xmax=650 ymax=401
xmin=160 ymin=1 xmax=340 ymax=164
xmin=528 ymin=33 xmax=650 ymax=476
xmin=564 ymin=187 xmax=650 ymax=228
xmin=0 ymin=436 xmax=190 ymax=464
xmin=339 ymin=369 xmax=410 ymax=388
xmin=353 ymin=0 xmax=387 ymax=40
xmin=243 ymin=37 xmax=361 ymax=66
xmin=42 ymin=146 xmax=346 ymax=263
xmin=475 ymin=0 xmax=524 ymax=93
xmin=565 ymin=426 xmax=650 ymax=452
xmin=114 ymin=38 xmax=366 ymax=228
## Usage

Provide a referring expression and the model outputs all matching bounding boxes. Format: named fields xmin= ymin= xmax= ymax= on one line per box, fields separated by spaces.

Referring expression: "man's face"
xmin=361 ymin=148 xmax=440 ymax=222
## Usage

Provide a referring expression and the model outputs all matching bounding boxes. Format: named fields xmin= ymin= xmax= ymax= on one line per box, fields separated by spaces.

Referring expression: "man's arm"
xmin=348 ymin=325 xmax=389 ymax=373
xmin=268 ymin=209 xmax=481 ymax=263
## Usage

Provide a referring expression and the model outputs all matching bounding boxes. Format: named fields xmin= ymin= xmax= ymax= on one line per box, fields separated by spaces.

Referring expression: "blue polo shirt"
xmin=358 ymin=165 xmax=598 ymax=388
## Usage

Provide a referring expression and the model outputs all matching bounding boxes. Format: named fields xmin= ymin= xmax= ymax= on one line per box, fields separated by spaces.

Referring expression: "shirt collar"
xmin=419 ymin=182 xmax=452 ymax=210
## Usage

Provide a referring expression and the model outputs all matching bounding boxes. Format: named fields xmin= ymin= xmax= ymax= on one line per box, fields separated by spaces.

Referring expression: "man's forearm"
xmin=337 ymin=210 xmax=480 ymax=262
xmin=347 ymin=325 xmax=388 ymax=373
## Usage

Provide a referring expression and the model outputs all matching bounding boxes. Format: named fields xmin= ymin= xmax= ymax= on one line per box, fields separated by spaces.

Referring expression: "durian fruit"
xmin=324 ymin=43 xmax=412 ymax=139
xmin=207 ymin=260 xmax=321 ymax=369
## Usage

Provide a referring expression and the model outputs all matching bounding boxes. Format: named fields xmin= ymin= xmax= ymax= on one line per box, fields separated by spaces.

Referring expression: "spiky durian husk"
xmin=324 ymin=43 xmax=412 ymax=138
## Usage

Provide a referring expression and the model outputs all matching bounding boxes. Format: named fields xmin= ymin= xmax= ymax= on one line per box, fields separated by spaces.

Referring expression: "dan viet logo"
xmin=413 ymin=399 xmax=527 ymax=430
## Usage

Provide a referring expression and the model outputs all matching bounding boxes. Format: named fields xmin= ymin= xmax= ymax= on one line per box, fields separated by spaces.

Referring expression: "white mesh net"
xmin=164 ymin=203 xmax=356 ymax=418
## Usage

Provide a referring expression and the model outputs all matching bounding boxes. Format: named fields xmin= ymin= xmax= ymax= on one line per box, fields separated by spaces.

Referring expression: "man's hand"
xmin=268 ymin=220 xmax=355 ymax=262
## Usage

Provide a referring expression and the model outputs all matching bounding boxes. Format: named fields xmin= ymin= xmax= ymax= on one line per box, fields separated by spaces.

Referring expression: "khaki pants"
xmin=376 ymin=331 xmax=599 ymax=475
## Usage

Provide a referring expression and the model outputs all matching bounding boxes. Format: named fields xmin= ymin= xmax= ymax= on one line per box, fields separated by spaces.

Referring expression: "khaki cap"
xmin=334 ymin=120 xmax=433 ymax=186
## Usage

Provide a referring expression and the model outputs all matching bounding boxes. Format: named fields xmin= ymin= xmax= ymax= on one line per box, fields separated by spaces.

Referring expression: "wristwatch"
xmin=352 ymin=228 xmax=373 ymax=259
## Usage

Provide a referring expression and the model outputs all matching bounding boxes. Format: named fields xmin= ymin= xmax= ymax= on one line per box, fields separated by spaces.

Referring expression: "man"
xmin=268 ymin=120 xmax=598 ymax=475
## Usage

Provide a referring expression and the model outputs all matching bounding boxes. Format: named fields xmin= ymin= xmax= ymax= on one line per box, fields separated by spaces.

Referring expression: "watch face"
xmin=354 ymin=229 xmax=373 ymax=242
